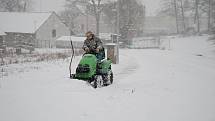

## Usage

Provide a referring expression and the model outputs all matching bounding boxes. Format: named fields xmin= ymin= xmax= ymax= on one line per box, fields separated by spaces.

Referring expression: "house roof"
xmin=57 ymin=36 xmax=85 ymax=42
xmin=0 ymin=12 xmax=52 ymax=34
xmin=0 ymin=30 xmax=6 ymax=35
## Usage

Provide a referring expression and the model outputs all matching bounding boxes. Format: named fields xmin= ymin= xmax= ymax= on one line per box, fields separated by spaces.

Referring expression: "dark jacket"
xmin=82 ymin=36 xmax=103 ymax=52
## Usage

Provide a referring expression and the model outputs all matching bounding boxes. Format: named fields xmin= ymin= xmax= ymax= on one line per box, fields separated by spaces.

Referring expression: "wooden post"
xmin=105 ymin=43 xmax=117 ymax=64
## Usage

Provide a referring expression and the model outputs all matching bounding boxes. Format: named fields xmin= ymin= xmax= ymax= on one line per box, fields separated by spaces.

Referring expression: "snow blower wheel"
xmin=93 ymin=75 xmax=103 ymax=88
xmin=103 ymin=70 xmax=113 ymax=86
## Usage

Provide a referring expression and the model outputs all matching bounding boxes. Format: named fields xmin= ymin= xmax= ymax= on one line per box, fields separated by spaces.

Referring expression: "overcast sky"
xmin=33 ymin=0 xmax=161 ymax=16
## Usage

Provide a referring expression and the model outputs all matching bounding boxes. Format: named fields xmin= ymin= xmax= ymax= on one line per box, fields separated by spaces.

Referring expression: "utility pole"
xmin=116 ymin=0 xmax=120 ymax=64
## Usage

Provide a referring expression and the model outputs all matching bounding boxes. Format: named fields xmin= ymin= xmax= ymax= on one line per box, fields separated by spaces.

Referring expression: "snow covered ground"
xmin=0 ymin=35 xmax=215 ymax=121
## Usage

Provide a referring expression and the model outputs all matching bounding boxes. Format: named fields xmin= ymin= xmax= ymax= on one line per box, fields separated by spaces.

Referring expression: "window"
xmin=52 ymin=29 xmax=56 ymax=38
xmin=0 ymin=36 xmax=3 ymax=44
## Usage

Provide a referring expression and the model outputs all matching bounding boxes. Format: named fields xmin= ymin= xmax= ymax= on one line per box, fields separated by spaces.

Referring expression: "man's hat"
xmin=86 ymin=31 xmax=93 ymax=36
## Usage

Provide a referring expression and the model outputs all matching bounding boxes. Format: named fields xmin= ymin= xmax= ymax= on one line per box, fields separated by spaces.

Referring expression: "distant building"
xmin=0 ymin=12 xmax=70 ymax=48
xmin=0 ymin=30 xmax=6 ymax=52
xmin=0 ymin=30 xmax=6 ymax=38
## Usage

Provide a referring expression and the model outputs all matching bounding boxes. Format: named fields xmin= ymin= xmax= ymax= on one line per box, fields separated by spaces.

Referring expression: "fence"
xmin=130 ymin=37 xmax=161 ymax=49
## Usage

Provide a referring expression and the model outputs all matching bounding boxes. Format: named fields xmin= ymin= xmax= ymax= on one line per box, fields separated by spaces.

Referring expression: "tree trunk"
xmin=195 ymin=0 xmax=200 ymax=33
xmin=23 ymin=2 xmax=27 ymax=12
xmin=212 ymin=1 xmax=215 ymax=24
xmin=208 ymin=0 xmax=211 ymax=32
xmin=180 ymin=0 xmax=186 ymax=33
xmin=86 ymin=10 xmax=89 ymax=32
xmin=173 ymin=0 xmax=179 ymax=34
xmin=96 ymin=14 xmax=100 ymax=36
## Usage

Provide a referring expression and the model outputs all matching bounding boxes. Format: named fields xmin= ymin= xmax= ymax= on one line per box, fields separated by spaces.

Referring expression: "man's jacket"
xmin=82 ymin=36 xmax=103 ymax=51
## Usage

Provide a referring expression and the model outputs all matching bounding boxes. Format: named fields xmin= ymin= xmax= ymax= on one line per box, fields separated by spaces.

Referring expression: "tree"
xmin=198 ymin=0 xmax=213 ymax=32
xmin=60 ymin=0 xmax=83 ymax=34
xmin=158 ymin=0 xmax=208 ymax=34
xmin=158 ymin=0 xmax=182 ymax=33
xmin=194 ymin=0 xmax=200 ymax=33
xmin=0 ymin=0 xmax=33 ymax=12
xmin=208 ymin=0 xmax=212 ymax=31
xmin=90 ymin=0 xmax=105 ymax=36
xmin=103 ymin=0 xmax=145 ymax=41
xmin=211 ymin=0 xmax=215 ymax=40
xmin=102 ymin=2 xmax=117 ymax=33
xmin=66 ymin=0 xmax=106 ymax=36
xmin=180 ymin=0 xmax=186 ymax=32
xmin=174 ymin=0 xmax=179 ymax=33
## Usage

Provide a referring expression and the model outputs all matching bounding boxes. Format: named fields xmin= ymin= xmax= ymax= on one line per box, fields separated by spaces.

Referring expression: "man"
xmin=83 ymin=31 xmax=103 ymax=53
xmin=82 ymin=31 xmax=105 ymax=60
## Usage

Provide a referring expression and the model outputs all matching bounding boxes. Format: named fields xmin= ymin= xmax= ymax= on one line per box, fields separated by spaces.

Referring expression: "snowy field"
xmin=0 ymin=35 xmax=215 ymax=121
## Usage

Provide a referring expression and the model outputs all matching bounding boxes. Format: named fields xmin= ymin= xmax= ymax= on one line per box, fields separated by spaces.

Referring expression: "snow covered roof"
xmin=99 ymin=33 xmax=119 ymax=40
xmin=0 ymin=12 xmax=52 ymax=34
xmin=57 ymin=36 xmax=85 ymax=42
xmin=0 ymin=30 xmax=6 ymax=35
xmin=105 ymin=43 xmax=117 ymax=46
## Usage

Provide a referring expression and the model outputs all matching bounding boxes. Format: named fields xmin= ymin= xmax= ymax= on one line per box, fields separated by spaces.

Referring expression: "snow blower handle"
xmin=69 ymin=37 xmax=75 ymax=78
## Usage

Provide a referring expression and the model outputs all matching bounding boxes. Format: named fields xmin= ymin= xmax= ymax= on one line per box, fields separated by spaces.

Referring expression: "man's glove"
xmin=85 ymin=47 xmax=90 ymax=52
xmin=96 ymin=48 xmax=100 ymax=53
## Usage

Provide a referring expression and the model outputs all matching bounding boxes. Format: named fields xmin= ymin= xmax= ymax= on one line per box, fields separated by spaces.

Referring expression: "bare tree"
xmin=89 ymin=0 xmax=104 ymax=36
xmin=194 ymin=0 xmax=200 ymax=33
xmin=173 ymin=0 xmax=179 ymax=33
xmin=159 ymin=0 xmax=182 ymax=33
xmin=179 ymin=0 xmax=186 ymax=32
xmin=66 ymin=0 xmax=106 ymax=36
xmin=198 ymin=0 xmax=212 ymax=32
xmin=208 ymin=0 xmax=212 ymax=31
xmin=0 ymin=0 xmax=33 ymax=12
xmin=60 ymin=0 xmax=83 ymax=34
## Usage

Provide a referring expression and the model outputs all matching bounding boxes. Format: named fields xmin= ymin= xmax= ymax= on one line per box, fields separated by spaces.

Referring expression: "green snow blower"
xmin=69 ymin=48 xmax=113 ymax=88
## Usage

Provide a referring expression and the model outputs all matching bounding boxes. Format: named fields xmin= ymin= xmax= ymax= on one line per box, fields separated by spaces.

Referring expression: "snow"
xmin=56 ymin=36 xmax=85 ymax=42
xmin=0 ymin=30 xmax=6 ymax=35
xmin=99 ymin=33 xmax=113 ymax=40
xmin=105 ymin=43 xmax=117 ymax=46
xmin=0 ymin=12 xmax=52 ymax=33
xmin=0 ymin=35 xmax=215 ymax=121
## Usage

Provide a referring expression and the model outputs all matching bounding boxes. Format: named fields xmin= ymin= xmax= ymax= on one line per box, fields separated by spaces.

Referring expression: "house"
xmin=0 ymin=12 xmax=70 ymax=48
xmin=0 ymin=30 xmax=6 ymax=53
xmin=56 ymin=36 xmax=85 ymax=49
xmin=0 ymin=30 xmax=6 ymax=44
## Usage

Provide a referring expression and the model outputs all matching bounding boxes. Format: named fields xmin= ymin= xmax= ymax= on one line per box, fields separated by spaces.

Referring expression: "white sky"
xmin=33 ymin=0 xmax=161 ymax=16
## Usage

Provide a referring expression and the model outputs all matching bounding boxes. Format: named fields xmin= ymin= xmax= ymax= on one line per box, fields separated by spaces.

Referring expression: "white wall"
xmin=36 ymin=12 xmax=70 ymax=48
